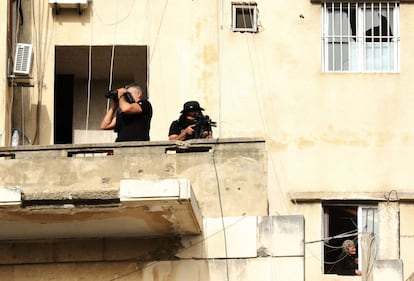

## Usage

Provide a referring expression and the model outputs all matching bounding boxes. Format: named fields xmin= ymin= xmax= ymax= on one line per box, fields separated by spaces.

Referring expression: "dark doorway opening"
xmin=54 ymin=74 xmax=74 ymax=144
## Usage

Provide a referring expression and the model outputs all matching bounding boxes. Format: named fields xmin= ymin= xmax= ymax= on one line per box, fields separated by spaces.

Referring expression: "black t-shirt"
xmin=168 ymin=119 xmax=194 ymax=141
xmin=115 ymin=99 xmax=152 ymax=142
xmin=168 ymin=113 xmax=211 ymax=140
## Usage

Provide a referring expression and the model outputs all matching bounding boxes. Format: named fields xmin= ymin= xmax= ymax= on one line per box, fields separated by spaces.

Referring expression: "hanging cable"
xmin=7 ymin=0 xmax=22 ymax=145
xmin=31 ymin=1 xmax=54 ymax=144
xmin=244 ymin=4 xmax=287 ymax=214
xmin=306 ymin=228 xmax=359 ymax=244
xmin=105 ymin=212 xmax=250 ymax=281
xmin=212 ymin=138 xmax=230 ymax=281
xmin=217 ymin=0 xmax=224 ymax=138
xmin=149 ymin=0 xmax=169 ymax=64
xmin=18 ymin=0 xmax=23 ymax=25
xmin=85 ymin=29 xmax=93 ymax=143
xmin=106 ymin=1 xmax=119 ymax=112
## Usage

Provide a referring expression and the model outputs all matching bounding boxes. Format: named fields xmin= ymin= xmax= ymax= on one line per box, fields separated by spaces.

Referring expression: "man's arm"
xmin=117 ymin=88 xmax=143 ymax=114
xmin=100 ymin=102 xmax=117 ymax=130
xmin=168 ymin=121 xmax=195 ymax=141
xmin=169 ymin=126 xmax=194 ymax=140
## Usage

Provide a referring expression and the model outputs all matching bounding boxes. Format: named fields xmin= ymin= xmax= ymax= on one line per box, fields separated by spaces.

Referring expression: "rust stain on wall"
xmin=198 ymin=44 xmax=217 ymax=66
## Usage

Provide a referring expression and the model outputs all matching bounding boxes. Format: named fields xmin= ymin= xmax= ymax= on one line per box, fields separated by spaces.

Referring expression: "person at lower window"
xmin=168 ymin=101 xmax=213 ymax=141
xmin=335 ymin=239 xmax=362 ymax=276
xmin=100 ymin=83 xmax=152 ymax=142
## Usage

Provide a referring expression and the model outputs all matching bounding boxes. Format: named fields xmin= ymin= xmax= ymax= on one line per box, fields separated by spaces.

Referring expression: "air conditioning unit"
xmin=13 ymin=43 xmax=33 ymax=75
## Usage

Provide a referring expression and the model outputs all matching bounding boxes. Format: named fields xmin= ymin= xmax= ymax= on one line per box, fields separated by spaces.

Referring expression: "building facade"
xmin=1 ymin=0 xmax=414 ymax=280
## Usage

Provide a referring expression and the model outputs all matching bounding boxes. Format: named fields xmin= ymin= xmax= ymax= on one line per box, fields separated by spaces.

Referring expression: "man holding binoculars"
xmin=100 ymin=83 xmax=152 ymax=142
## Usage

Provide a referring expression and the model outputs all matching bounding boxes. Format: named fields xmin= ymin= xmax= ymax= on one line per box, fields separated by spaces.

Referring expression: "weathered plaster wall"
xmin=7 ymin=1 xmax=414 ymax=202
xmin=0 ymin=1 xmax=9 ymax=146
xmin=0 ymin=215 xmax=305 ymax=281
xmin=400 ymin=203 xmax=414 ymax=279
xmin=2 ymin=0 xmax=414 ymax=280
xmin=0 ymin=139 xmax=268 ymax=217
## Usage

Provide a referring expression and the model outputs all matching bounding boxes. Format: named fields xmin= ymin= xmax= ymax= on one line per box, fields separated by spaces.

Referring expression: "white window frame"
xmin=357 ymin=205 xmax=378 ymax=271
xmin=321 ymin=2 xmax=400 ymax=72
xmin=231 ymin=2 xmax=258 ymax=33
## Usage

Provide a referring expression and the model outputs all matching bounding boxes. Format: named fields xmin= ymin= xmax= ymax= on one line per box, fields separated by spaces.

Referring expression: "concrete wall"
xmin=0 ymin=1 xmax=9 ymax=146
xmin=400 ymin=203 xmax=414 ymax=279
xmin=2 ymin=0 xmax=414 ymax=280
xmin=0 ymin=215 xmax=305 ymax=281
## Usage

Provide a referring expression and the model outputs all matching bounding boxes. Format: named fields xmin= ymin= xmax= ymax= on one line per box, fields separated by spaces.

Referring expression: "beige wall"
xmin=3 ymin=0 xmax=414 ymax=280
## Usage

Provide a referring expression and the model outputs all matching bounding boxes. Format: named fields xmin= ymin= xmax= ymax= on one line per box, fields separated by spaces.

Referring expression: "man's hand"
xmin=202 ymin=131 xmax=212 ymax=139
xmin=184 ymin=124 xmax=195 ymax=136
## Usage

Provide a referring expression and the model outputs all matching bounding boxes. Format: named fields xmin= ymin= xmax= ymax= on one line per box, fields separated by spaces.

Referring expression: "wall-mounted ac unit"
xmin=13 ymin=43 xmax=33 ymax=75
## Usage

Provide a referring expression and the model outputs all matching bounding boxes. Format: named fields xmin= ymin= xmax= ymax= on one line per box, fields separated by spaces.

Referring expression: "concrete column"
xmin=377 ymin=202 xmax=400 ymax=260
xmin=373 ymin=260 xmax=403 ymax=281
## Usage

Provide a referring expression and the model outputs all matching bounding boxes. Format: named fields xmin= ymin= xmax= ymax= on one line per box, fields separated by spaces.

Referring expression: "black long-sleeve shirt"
xmin=336 ymin=253 xmax=359 ymax=275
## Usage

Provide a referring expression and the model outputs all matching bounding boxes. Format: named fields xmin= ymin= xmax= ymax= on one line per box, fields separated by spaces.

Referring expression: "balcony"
xmin=0 ymin=138 xmax=266 ymax=241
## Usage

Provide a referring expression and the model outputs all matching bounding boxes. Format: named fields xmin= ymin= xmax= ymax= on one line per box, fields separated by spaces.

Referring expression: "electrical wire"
xmin=31 ymin=1 xmax=54 ymax=144
xmin=105 ymin=1 xmax=119 ymax=112
xmin=106 ymin=139 xmax=252 ymax=281
xmin=211 ymin=138 xmax=230 ymax=281
xmin=8 ymin=0 xmax=23 ymax=145
xmin=149 ymin=0 xmax=169 ymax=64
xmin=244 ymin=5 xmax=288 ymax=215
xmin=93 ymin=0 xmax=136 ymax=27
xmin=306 ymin=228 xmax=359 ymax=244
xmin=217 ymin=0 xmax=224 ymax=138
xmin=105 ymin=211 xmax=250 ymax=281
xmin=85 ymin=14 xmax=93 ymax=143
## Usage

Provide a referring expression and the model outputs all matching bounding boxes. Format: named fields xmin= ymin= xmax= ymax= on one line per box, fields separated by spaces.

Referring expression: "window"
xmin=232 ymin=2 xmax=258 ymax=33
xmin=54 ymin=45 xmax=148 ymax=144
xmin=322 ymin=2 xmax=399 ymax=72
xmin=323 ymin=203 xmax=378 ymax=274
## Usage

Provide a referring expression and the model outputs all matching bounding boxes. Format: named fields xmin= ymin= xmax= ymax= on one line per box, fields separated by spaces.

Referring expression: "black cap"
xmin=180 ymin=101 xmax=204 ymax=113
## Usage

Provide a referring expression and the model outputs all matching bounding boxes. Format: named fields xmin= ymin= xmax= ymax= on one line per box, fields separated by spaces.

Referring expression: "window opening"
xmin=323 ymin=203 xmax=378 ymax=275
xmin=232 ymin=2 xmax=258 ymax=33
xmin=54 ymin=45 xmax=148 ymax=144
xmin=322 ymin=2 xmax=399 ymax=72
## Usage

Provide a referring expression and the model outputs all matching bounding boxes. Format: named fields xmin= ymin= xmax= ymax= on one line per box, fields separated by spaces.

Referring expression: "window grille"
xmin=322 ymin=2 xmax=399 ymax=72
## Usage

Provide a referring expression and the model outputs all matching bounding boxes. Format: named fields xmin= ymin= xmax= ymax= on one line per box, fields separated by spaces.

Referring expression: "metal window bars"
xmin=322 ymin=2 xmax=399 ymax=72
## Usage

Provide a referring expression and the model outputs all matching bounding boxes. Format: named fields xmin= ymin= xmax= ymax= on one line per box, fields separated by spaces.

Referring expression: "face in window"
xmin=347 ymin=245 xmax=357 ymax=255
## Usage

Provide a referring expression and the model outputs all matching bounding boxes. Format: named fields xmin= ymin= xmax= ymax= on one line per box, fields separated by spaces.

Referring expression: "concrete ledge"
xmin=289 ymin=192 xmax=414 ymax=202
xmin=120 ymin=179 xmax=190 ymax=200
xmin=0 ymin=179 xmax=202 ymax=240
xmin=0 ymin=187 xmax=21 ymax=205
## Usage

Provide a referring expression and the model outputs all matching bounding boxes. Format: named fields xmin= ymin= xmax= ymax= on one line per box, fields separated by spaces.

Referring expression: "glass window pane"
xmin=322 ymin=2 xmax=399 ymax=72
xmin=236 ymin=8 xmax=253 ymax=29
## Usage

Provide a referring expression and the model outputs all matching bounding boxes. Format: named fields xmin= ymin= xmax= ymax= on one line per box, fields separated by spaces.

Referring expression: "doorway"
xmin=54 ymin=45 xmax=148 ymax=144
